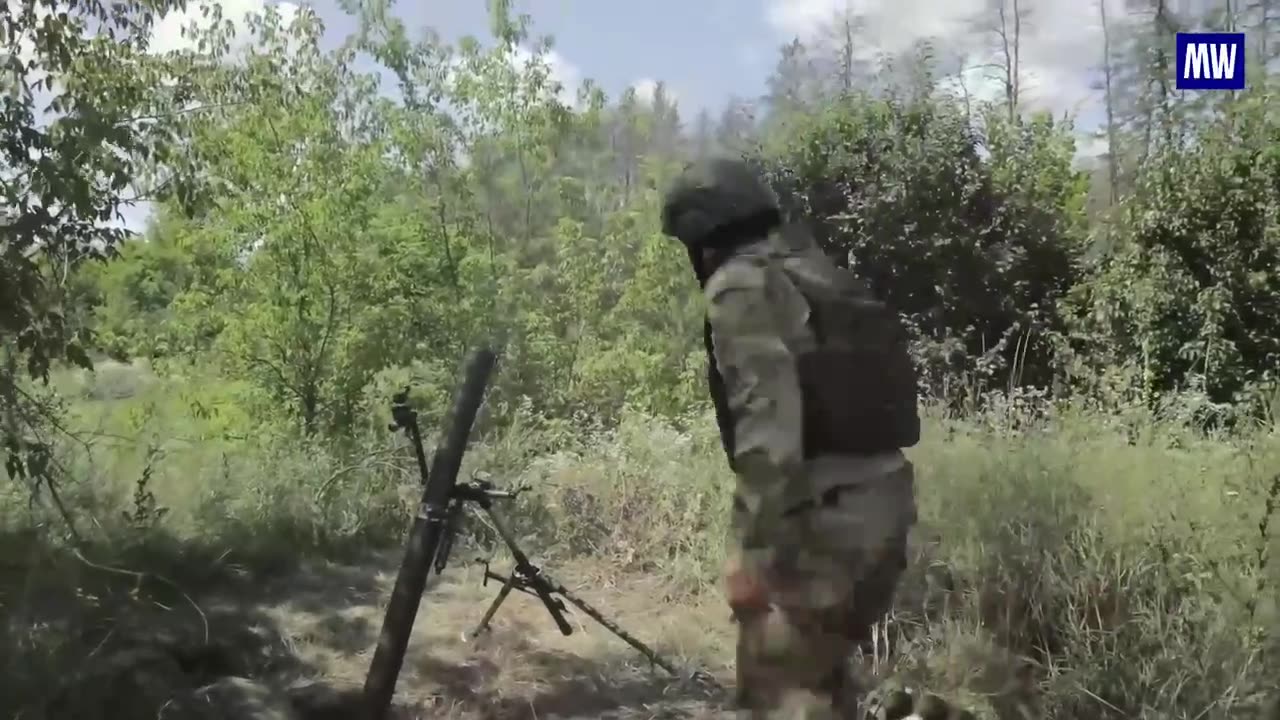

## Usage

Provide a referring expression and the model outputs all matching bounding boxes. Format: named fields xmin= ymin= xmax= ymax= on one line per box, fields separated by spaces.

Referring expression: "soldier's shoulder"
xmin=705 ymin=247 xmax=773 ymax=301
xmin=780 ymin=247 xmax=871 ymax=298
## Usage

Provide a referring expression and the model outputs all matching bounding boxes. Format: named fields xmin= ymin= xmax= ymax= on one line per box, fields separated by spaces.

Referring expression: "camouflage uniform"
xmin=661 ymin=159 xmax=918 ymax=719
xmin=709 ymin=233 xmax=917 ymax=719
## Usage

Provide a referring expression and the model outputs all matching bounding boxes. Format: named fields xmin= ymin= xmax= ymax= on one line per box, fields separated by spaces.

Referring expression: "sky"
xmin=151 ymin=0 xmax=1130 ymax=119
xmin=130 ymin=0 xmax=1217 ymax=230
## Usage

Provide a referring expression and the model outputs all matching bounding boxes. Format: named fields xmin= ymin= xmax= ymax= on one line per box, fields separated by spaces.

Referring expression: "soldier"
xmin=660 ymin=157 xmax=924 ymax=719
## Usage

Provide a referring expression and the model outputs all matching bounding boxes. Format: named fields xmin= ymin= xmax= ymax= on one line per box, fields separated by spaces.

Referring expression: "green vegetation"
xmin=1 ymin=0 xmax=1277 ymax=718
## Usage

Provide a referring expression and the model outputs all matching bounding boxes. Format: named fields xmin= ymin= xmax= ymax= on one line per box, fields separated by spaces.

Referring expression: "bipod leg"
xmin=477 ymin=504 xmax=575 ymax=635
xmin=467 ymin=570 xmax=517 ymax=640
xmin=479 ymin=504 xmax=717 ymax=689
xmin=543 ymin=574 xmax=686 ymax=679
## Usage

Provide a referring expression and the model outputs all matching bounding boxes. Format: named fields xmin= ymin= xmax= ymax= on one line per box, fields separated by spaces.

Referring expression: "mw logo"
xmin=1184 ymin=43 xmax=1237 ymax=79
xmin=1175 ymin=33 xmax=1246 ymax=90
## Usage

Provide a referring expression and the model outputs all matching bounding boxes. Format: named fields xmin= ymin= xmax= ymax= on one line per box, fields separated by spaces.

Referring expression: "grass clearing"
xmin=1 ymin=363 xmax=1277 ymax=718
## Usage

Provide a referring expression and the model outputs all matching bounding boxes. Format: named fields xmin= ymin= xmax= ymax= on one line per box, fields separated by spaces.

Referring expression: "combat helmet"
xmin=660 ymin=156 xmax=782 ymax=250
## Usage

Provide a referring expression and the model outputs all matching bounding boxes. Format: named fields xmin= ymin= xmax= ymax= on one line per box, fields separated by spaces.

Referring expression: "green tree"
xmin=152 ymin=6 xmax=433 ymax=435
xmin=1066 ymin=91 xmax=1280 ymax=415
xmin=1 ymin=0 xmax=199 ymax=486
xmin=762 ymin=84 xmax=1087 ymax=397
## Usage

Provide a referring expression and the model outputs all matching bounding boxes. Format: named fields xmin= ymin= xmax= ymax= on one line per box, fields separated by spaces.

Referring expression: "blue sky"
xmin=131 ymin=0 xmax=799 ymax=228
xmin=133 ymin=0 xmax=1169 ymax=229
xmin=148 ymin=0 xmax=784 ymax=116
xmin=152 ymin=0 xmax=1141 ymax=129
xmin=320 ymin=0 xmax=776 ymax=114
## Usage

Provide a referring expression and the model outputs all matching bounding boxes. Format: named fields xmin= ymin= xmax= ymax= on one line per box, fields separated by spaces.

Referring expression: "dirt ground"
xmin=13 ymin=545 xmax=943 ymax=719
xmin=199 ymin=551 xmax=735 ymax=719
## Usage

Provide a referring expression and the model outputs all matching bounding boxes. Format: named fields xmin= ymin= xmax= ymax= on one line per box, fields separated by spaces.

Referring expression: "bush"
xmin=3 ymin=364 xmax=1277 ymax=718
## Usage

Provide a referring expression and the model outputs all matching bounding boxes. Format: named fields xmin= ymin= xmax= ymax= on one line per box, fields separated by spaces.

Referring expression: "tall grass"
xmin=2 ymin=364 xmax=1277 ymax=718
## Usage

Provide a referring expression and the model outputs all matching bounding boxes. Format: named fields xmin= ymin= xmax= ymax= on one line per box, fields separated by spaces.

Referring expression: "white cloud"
xmin=763 ymin=0 xmax=1129 ymax=156
xmin=632 ymin=77 xmax=678 ymax=105
xmin=515 ymin=46 xmax=583 ymax=107
xmin=455 ymin=44 xmax=584 ymax=108
xmin=1075 ymin=132 xmax=1109 ymax=161
xmin=148 ymin=0 xmax=299 ymax=55
xmin=767 ymin=0 xmax=984 ymax=59
xmin=934 ymin=58 xmax=1006 ymax=107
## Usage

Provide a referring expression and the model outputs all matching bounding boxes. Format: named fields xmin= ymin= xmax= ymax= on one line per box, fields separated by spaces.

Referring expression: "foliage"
xmin=2 ymin=0 xmax=1280 ymax=717
xmin=760 ymin=88 xmax=1088 ymax=399
xmin=65 ymin=0 xmax=709 ymax=437
xmin=32 ymin=0 xmax=1269 ymax=437
xmin=1 ymin=0 xmax=195 ymax=379
xmin=1066 ymin=90 xmax=1280 ymax=417
xmin=0 ymin=0 xmax=216 ymax=510
xmin=4 ymin=365 xmax=1275 ymax=718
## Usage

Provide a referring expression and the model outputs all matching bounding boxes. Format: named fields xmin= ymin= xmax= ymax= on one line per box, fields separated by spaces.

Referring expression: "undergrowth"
xmin=1 ymin=365 xmax=1277 ymax=719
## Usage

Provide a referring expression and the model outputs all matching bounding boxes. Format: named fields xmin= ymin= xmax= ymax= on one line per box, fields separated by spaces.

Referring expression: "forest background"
xmin=2 ymin=0 xmax=1278 ymax=718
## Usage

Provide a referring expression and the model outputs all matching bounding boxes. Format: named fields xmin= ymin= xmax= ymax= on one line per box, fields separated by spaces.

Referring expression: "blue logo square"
xmin=1176 ymin=33 xmax=1246 ymax=90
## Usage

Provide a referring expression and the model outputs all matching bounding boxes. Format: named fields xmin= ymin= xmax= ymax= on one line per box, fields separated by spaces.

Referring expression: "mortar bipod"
xmin=452 ymin=471 xmax=716 ymax=687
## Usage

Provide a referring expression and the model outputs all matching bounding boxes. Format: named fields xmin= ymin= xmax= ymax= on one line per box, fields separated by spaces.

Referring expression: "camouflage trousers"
xmin=725 ymin=452 xmax=917 ymax=720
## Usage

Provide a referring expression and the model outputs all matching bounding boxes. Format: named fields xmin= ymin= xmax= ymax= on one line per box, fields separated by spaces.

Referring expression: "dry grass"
xmin=296 ymin=560 xmax=732 ymax=718
xmin=2 ymin=365 xmax=1278 ymax=719
xmin=4 ymin=543 xmax=734 ymax=718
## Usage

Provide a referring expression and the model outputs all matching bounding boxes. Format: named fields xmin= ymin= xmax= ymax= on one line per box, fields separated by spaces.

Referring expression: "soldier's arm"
xmin=705 ymin=259 xmax=807 ymax=524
